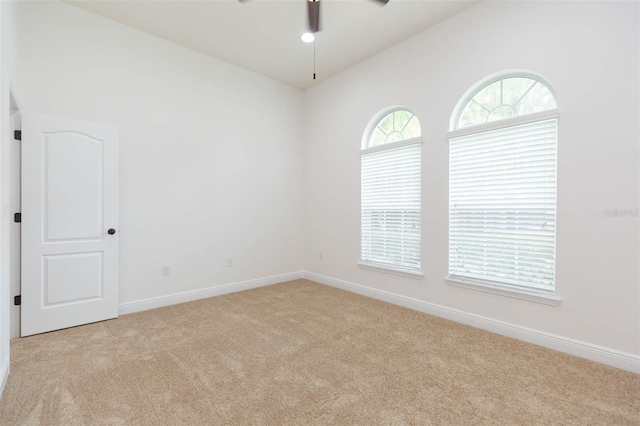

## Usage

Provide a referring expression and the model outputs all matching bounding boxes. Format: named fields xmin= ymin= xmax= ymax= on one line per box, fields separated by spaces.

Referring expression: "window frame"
xmin=360 ymin=107 xmax=423 ymax=279
xmin=447 ymin=72 xmax=560 ymax=304
xmin=362 ymin=106 xmax=422 ymax=150
xmin=450 ymin=71 xmax=557 ymax=132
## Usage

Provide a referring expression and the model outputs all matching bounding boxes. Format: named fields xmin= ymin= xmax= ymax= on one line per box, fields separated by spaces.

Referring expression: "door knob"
xmin=108 ymin=228 xmax=116 ymax=235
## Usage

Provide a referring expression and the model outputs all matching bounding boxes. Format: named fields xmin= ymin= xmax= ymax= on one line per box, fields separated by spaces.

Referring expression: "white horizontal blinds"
xmin=449 ymin=118 xmax=557 ymax=291
xmin=362 ymin=142 xmax=421 ymax=270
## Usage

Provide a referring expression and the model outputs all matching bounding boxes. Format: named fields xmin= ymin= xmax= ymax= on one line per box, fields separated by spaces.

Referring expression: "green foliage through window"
xmin=368 ymin=109 xmax=421 ymax=148
xmin=457 ymin=77 xmax=556 ymax=129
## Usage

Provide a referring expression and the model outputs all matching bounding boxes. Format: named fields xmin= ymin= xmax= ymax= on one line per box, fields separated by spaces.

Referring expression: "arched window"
xmin=365 ymin=108 xmax=421 ymax=148
xmin=448 ymin=72 xmax=558 ymax=297
xmin=360 ymin=107 xmax=422 ymax=276
xmin=452 ymin=74 xmax=557 ymax=130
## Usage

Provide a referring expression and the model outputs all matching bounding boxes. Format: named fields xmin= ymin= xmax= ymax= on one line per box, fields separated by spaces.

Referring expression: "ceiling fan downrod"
xmin=307 ymin=0 xmax=320 ymax=34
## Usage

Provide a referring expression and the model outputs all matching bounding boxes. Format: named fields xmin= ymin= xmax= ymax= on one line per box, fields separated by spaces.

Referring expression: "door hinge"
xmin=14 ymin=213 xmax=21 ymax=223
xmin=14 ymin=295 xmax=21 ymax=306
xmin=14 ymin=130 xmax=21 ymax=141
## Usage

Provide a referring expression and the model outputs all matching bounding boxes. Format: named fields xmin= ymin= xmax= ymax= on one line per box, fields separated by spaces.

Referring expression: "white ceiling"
xmin=65 ymin=0 xmax=478 ymax=89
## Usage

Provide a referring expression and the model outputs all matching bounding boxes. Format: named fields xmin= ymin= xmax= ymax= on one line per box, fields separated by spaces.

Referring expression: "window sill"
xmin=359 ymin=262 xmax=424 ymax=280
xmin=445 ymin=277 xmax=561 ymax=306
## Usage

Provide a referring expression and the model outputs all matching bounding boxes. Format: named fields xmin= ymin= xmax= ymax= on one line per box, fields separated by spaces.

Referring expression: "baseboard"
xmin=119 ymin=271 xmax=304 ymax=316
xmin=0 ymin=356 xmax=9 ymax=399
xmin=116 ymin=269 xmax=639 ymax=373
xmin=303 ymin=271 xmax=640 ymax=374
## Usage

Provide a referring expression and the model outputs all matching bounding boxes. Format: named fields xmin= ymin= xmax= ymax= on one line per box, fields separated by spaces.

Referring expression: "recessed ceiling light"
xmin=301 ymin=32 xmax=315 ymax=43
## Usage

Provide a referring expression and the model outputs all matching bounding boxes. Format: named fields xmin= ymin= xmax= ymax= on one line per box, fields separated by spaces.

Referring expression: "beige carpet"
xmin=0 ymin=279 xmax=638 ymax=425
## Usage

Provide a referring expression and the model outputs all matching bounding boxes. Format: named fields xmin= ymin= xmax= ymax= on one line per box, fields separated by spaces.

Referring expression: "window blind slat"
xmin=362 ymin=142 xmax=421 ymax=270
xmin=449 ymin=119 xmax=557 ymax=289
xmin=449 ymin=261 xmax=555 ymax=280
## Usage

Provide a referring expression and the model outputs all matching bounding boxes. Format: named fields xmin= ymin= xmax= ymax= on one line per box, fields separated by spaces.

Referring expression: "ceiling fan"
xmin=239 ymin=0 xmax=389 ymax=81
xmin=308 ymin=0 xmax=389 ymax=33
xmin=239 ymin=0 xmax=390 ymax=34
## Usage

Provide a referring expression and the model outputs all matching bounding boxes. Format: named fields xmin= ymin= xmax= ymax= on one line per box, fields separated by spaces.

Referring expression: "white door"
xmin=21 ymin=111 xmax=119 ymax=337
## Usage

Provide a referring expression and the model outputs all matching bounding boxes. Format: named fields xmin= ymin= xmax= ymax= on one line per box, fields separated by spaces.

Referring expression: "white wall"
xmin=10 ymin=0 xmax=304 ymax=337
xmin=304 ymin=1 xmax=640 ymax=356
xmin=0 ymin=0 xmax=19 ymax=397
xmin=5 ymin=0 xmax=639 ymax=370
xmin=0 ymin=0 xmax=8 ymax=397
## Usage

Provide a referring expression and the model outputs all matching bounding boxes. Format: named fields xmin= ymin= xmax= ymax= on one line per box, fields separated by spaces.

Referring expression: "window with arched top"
xmin=366 ymin=108 xmax=421 ymax=148
xmin=453 ymin=75 xmax=557 ymax=130
xmin=448 ymin=72 xmax=559 ymax=299
xmin=360 ymin=108 xmax=422 ymax=277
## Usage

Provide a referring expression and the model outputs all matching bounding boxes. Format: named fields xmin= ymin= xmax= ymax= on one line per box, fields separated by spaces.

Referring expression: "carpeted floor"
xmin=0 ymin=279 xmax=638 ymax=425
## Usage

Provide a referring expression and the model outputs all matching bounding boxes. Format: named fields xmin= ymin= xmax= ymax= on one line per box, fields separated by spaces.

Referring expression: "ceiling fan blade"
xmin=307 ymin=0 xmax=321 ymax=33
xmin=370 ymin=0 xmax=389 ymax=6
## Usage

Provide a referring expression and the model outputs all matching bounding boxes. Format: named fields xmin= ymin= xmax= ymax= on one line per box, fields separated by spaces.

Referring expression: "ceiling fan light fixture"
xmin=301 ymin=32 xmax=315 ymax=43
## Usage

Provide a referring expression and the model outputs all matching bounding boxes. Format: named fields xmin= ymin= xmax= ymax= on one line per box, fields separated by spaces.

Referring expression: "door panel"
xmin=45 ymin=132 xmax=104 ymax=241
xmin=21 ymin=111 xmax=119 ymax=337
xmin=44 ymin=252 xmax=103 ymax=306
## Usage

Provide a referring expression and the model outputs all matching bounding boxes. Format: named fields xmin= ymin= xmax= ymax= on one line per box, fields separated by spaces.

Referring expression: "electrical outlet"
xmin=319 ymin=252 xmax=323 ymax=260
xmin=163 ymin=265 xmax=170 ymax=275
xmin=227 ymin=258 xmax=233 ymax=267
